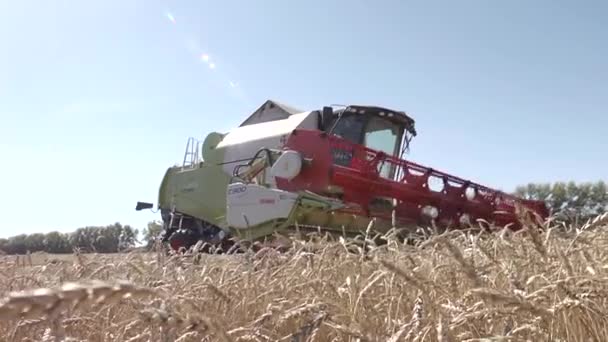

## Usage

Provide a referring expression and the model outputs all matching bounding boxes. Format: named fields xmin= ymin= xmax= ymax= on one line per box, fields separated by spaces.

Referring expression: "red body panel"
xmin=277 ymin=129 xmax=549 ymax=230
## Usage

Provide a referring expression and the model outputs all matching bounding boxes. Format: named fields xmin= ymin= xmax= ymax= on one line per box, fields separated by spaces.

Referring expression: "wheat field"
xmin=0 ymin=213 xmax=607 ymax=341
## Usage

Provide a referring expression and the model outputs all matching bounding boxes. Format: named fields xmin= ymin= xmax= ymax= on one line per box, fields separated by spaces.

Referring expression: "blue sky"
xmin=0 ymin=1 xmax=606 ymax=238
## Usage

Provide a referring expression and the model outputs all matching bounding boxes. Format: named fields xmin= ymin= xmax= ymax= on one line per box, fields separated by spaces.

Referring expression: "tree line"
xmin=0 ymin=223 xmax=141 ymax=255
xmin=514 ymin=180 xmax=607 ymax=224
xmin=0 ymin=181 xmax=605 ymax=255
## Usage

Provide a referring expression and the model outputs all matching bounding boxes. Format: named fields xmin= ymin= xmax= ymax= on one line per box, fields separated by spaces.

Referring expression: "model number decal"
xmin=228 ymin=186 xmax=247 ymax=195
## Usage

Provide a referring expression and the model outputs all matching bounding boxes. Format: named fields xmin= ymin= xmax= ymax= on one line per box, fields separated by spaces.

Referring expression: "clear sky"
xmin=0 ymin=1 xmax=606 ymax=238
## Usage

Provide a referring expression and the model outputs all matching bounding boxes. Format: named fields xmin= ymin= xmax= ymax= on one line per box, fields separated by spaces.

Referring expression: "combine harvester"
xmin=136 ymin=100 xmax=549 ymax=251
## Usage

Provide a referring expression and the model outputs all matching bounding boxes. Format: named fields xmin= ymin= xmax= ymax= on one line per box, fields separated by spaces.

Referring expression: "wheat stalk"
xmin=0 ymin=279 xmax=158 ymax=320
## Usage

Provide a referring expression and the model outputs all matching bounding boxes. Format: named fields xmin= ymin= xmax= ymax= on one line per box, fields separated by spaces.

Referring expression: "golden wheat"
xmin=0 ymin=213 xmax=607 ymax=341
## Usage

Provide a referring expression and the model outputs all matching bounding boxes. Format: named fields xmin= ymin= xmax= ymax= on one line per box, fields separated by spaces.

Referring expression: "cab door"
xmin=362 ymin=116 xmax=404 ymax=180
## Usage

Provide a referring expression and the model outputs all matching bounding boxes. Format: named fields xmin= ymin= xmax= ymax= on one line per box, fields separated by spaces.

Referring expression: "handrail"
xmin=182 ymin=137 xmax=201 ymax=169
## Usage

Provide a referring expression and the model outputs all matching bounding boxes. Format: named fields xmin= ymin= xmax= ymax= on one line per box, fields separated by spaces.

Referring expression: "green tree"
xmin=141 ymin=220 xmax=163 ymax=248
xmin=25 ymin=233 xmax=46 ymax=253
xmin=6 ymin=234 xmax=28 ymax=254
xmin=44 ymin=231 xmax=72 ymax=253
xmin=118 ymin=225 xmax=139 ymax=251
xmin=70 ymin=227 xmax=99 ymax=252
xmin=0 ymin=238 xmax=8 ymax=254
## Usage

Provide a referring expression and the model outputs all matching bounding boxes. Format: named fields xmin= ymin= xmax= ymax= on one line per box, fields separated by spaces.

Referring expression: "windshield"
xmin=364 ymin=116 xmax=401 ymax=178
xmin=330 ymin=113 xmax=403 ymax=177
xmin=364 ymin=116 xmax=401 ymax=156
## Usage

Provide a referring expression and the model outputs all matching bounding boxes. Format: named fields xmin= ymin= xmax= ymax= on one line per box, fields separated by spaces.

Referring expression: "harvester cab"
xmin=321 ymin=105 xmax=417 ymax=179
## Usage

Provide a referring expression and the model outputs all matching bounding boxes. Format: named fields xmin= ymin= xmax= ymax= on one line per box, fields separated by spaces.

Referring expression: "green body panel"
xmin=158 ymin=163 xmax=231 ymax=229
xmin=158 ymin=133 xmax=231 ymax=229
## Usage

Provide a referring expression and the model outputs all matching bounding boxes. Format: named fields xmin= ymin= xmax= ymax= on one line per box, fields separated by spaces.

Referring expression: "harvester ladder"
xmin=182 ymin=137 xmax=201 ymax=169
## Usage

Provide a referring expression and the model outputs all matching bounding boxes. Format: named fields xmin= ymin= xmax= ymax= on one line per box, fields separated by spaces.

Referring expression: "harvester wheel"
xmin=168 ymin=229 xmax=199 ymax=253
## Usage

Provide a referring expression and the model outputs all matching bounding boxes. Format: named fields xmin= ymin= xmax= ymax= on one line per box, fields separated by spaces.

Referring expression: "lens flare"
xmin=163 ymin=9 xmax=249 ymax=105
xmin=166 ymin=12 xmax=176 ymax=24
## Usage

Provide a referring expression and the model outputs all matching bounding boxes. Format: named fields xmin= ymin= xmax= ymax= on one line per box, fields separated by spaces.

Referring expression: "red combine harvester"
xmin=138 ymin=101 xmax=550 ymax=251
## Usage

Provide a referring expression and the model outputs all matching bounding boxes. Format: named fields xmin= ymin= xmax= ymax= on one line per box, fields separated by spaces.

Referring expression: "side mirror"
xmin=321 ymin=106 xmax=333 ymax=130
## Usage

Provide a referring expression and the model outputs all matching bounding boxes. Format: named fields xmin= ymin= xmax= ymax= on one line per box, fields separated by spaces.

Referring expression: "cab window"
xmin=331 ymin=113 xmax=366 ymax=144
xmin=364 ymin=116 xmax=401 ymax=178
xmin=364 ymin=116 xmax=400 ymax=156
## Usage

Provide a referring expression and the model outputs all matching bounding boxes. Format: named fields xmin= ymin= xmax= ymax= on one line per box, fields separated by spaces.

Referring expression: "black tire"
xmin=168 ymin=229 xmax=200 ymax=252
